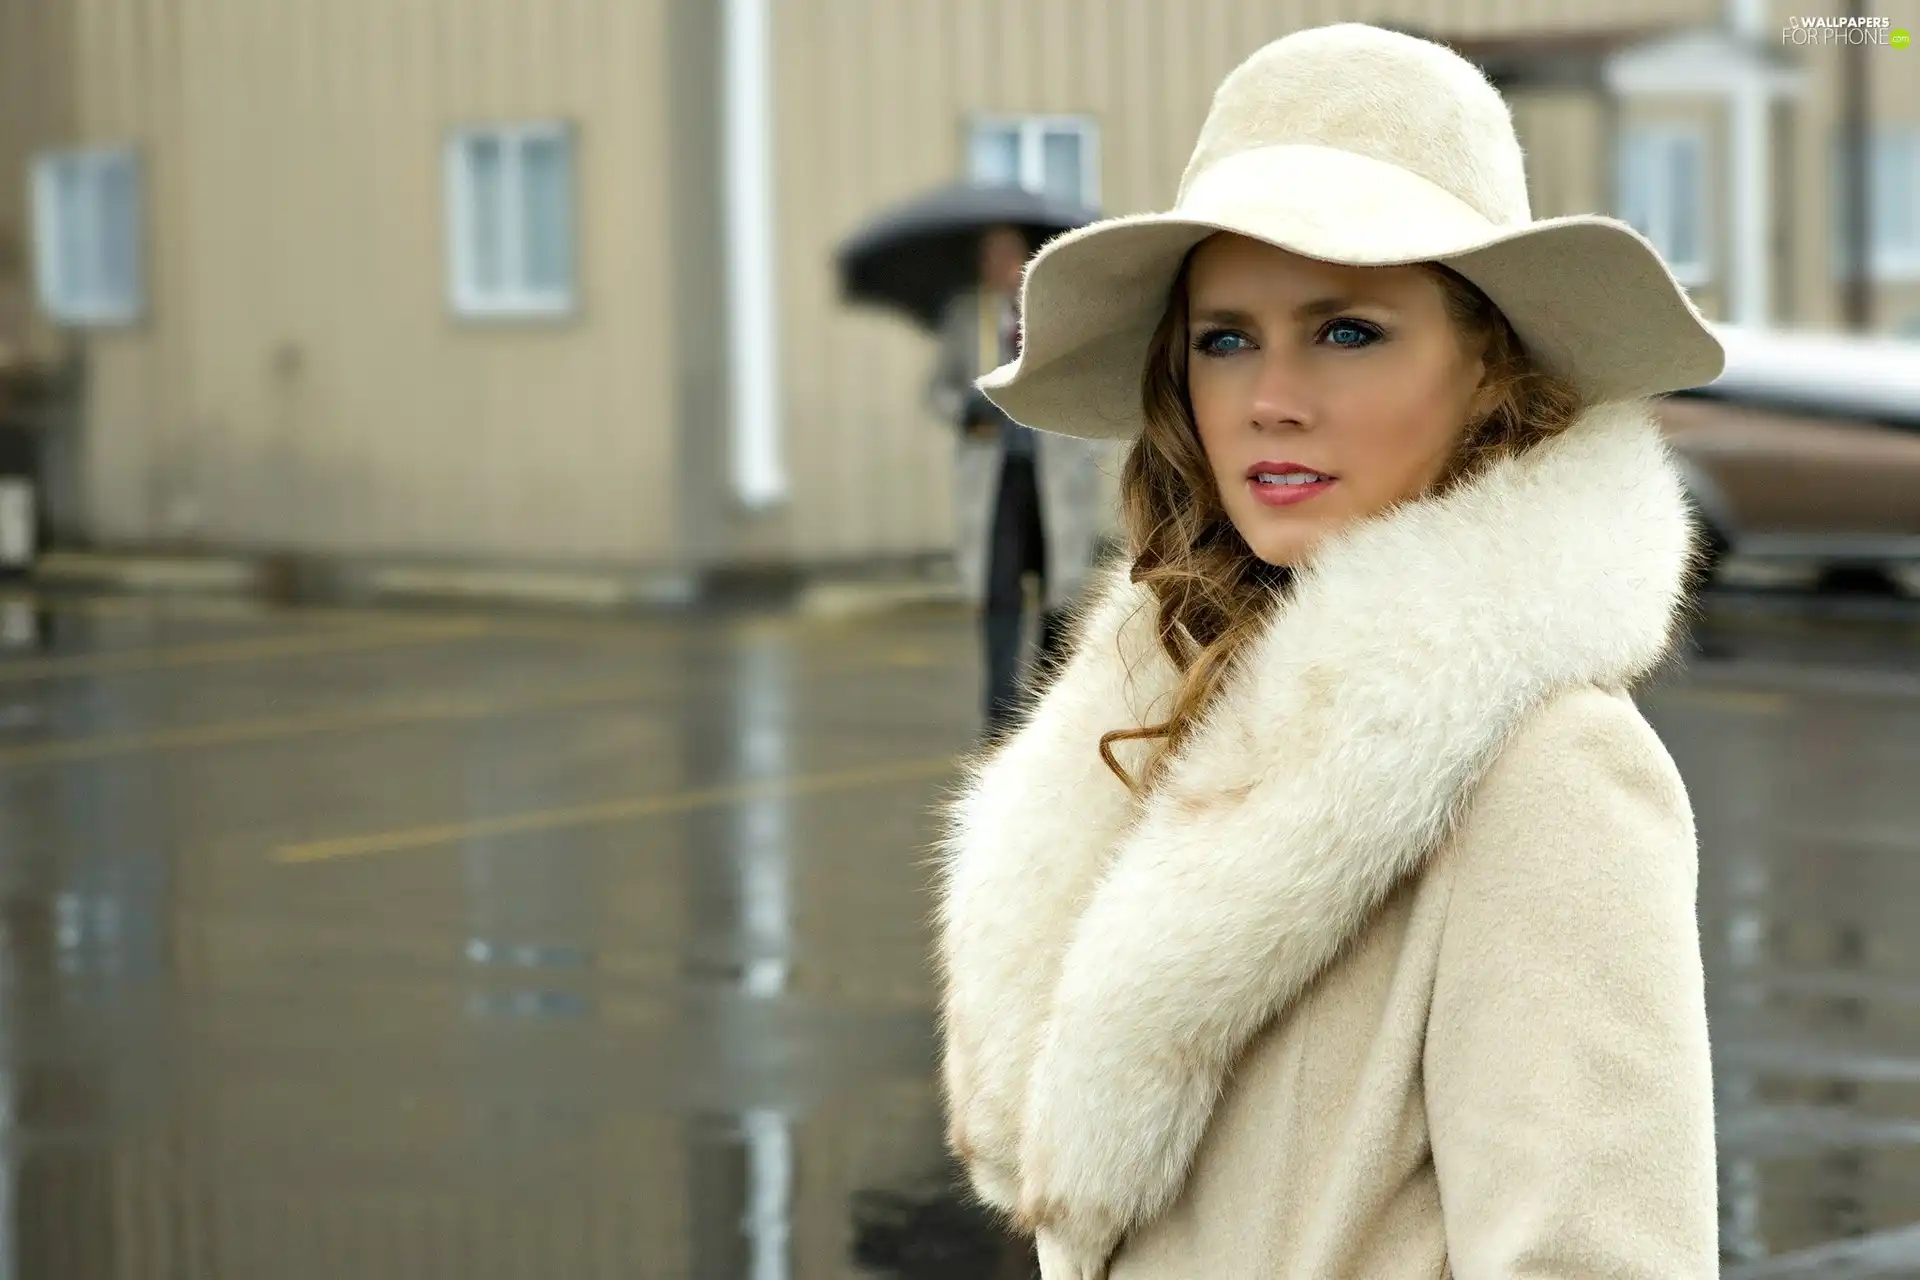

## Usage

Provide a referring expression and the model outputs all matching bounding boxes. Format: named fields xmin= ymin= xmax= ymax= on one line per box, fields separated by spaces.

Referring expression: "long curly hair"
xmin=1096 ymin=255 xmax=1586 ymax=794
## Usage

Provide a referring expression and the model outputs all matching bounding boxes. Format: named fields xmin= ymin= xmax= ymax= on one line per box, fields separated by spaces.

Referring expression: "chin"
xmin=1236 ymin=518 xmax=1322 ymax=570
xmin=1225 ymin=495 xmax=1353 ymax=569
xmin=1249 ymin=543 xmax=1307 ymax=569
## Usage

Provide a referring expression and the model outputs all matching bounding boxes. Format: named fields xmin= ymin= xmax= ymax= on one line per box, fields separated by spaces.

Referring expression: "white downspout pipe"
xmin=1728 ymin=0 xmax=1771 ymax=326
xmin=723 ymin=0 xmax=788 ymax=509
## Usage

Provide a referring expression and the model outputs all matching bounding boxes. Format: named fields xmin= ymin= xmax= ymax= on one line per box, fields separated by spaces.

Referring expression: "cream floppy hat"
xmin=977 ymin=22 xmax=1726 ymax=441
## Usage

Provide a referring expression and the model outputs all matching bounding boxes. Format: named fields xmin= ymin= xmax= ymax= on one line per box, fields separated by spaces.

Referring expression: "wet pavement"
xmin=0 ymin=583 xmax=1913 ymax=1278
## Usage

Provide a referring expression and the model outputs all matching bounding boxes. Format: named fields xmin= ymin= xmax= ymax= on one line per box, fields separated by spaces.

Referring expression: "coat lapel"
xmin=933 ymin=398 xmax=1699 ymax=1256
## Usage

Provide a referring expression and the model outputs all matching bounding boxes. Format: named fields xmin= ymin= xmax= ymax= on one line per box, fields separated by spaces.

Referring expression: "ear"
xmin=1461 ymin=338 xmax=1505 ymax=424
xmin=1466 ymin=377 xmax=1499 ymax=426
xmin=1454 ymin=378 xmax=1486 ymax=434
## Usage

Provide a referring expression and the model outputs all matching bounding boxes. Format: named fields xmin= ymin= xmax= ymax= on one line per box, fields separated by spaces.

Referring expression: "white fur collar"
xmin=932 ymin=399 xmax=1696 ymax=1266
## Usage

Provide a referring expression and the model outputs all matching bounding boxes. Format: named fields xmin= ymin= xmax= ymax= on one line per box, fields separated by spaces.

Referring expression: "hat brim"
xmin=978 ymin=143 xmax=1726 ymax=440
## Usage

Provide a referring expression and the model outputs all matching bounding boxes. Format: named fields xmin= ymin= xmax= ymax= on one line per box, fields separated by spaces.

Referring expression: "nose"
xmin=1247 ymin=348 xmax=1313 ymax=434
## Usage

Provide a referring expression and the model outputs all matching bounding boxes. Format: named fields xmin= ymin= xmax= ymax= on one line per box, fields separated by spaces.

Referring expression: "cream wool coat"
xmin=933 ymin=399 xmax=1720 ymax=1279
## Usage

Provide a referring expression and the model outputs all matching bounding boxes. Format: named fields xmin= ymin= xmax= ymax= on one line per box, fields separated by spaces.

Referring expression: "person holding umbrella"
xmin=928 ymin=224 xmax=1107 ymax=739
xmin=836 ymin=184 xmax=1110 ymax=741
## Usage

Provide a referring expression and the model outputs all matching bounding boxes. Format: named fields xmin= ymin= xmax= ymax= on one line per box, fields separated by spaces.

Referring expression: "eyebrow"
xmin=1190 ymin=297 xmax=1390 ymax=326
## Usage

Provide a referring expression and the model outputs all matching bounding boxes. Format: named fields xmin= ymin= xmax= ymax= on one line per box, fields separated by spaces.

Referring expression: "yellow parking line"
xmin=274 ymin=754 xmax=961 ymax=864
xmin=0 ymin=619 xmax=488 ymax=685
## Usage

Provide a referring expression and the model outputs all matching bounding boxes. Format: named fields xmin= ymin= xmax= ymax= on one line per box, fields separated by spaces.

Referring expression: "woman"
xmin=933 ymin=24 xmax=1721 ymax=1280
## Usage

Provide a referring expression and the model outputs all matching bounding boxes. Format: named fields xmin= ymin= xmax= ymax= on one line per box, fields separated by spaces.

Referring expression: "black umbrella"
xmin=835 ymin=182 xmax=1100 ymax=331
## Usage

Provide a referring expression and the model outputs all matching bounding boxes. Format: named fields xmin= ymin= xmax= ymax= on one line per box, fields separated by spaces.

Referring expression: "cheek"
xmin=1187 ymin=364 xmax=1245 ymax=469
xmin=1343 ymin=388 xmax=1466 ymax=493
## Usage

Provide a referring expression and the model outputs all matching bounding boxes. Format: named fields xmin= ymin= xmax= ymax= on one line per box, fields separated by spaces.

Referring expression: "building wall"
xmin=0 ymin=0 xmax=76 ymax=364
xmin=1776 ymin=10 xmax=1920 ymax=333
xmin=1509 ymin=89 xmax=1611 ymax=221
xmin=23 ymin=0 xmax=1920 ymax=575
xmin=56 ymin=0 xmax=683 ymax=565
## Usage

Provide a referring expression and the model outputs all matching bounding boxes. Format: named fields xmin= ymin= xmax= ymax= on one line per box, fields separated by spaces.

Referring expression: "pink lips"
xmin=1246 ymin=461 xmax=1337 ymax=508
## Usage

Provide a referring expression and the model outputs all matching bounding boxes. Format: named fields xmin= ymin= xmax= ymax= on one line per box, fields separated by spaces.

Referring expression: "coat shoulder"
xmin=1422 ymin=685 xmax=1718 ymax=1277
xmin=1445 ymin=685 xmax=1696 ymax=898
xmin=1493 ymin=685 xmax=1687 ymax=814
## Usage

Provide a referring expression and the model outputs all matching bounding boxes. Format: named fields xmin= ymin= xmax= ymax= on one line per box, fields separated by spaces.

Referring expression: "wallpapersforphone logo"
xmin=1781 ymin=14 xmax=1910 ymax=45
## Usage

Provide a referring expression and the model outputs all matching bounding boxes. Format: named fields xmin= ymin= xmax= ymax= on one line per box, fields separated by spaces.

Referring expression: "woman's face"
xmin=1184 ymin=234 xmax=1490 ymax=568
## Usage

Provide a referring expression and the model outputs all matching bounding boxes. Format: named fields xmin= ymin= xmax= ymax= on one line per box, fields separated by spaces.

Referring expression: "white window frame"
xmin=443 ymin=120 xmax=578 ymax=320
xmin=30 ymin=145 xmax=144 ymax=326
xmin=1616 ymin=122 xmax=1711 ymax=288
xmin=967 ymin=114 xmax=1101 ymax=208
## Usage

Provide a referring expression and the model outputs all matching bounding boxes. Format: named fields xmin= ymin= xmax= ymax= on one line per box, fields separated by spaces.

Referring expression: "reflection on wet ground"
xmin=0 ymin=585 xmax=1914 ymax=1277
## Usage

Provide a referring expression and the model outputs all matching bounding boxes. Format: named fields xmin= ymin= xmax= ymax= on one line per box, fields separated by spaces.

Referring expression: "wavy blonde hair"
xmin=1096 ymin=255 xmax=1586 ymax=794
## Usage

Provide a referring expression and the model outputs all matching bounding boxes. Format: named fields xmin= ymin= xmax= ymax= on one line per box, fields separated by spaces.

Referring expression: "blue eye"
xmin=1192 ymin=329 xmax=1253 ymax=357
xmin=1322 ymin=319 xmax=1382 ymax=348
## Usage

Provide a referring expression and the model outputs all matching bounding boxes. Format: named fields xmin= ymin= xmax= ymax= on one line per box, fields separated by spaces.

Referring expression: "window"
xmin=1829 ymin=129 xmax=1920 ymax=280
xmin=445 ymin=122 xmax=577 ymax=318
xmin=1616 ymin=124 xmax=1709 ymax=287
xmin=31 ymin=146 xmax=143 ymax=325
xmin=1880 ymin=133 xmax=1920 ymax=276
xmin=969 ymin=116 xmax=1099 ymax=208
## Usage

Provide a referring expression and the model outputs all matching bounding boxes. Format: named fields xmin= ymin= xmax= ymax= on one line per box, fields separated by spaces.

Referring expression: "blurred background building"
xmin=0 ymin=5 xmax=1915 ymax=1278
xmin=0 ymin=0 xmax=1916 ymax=591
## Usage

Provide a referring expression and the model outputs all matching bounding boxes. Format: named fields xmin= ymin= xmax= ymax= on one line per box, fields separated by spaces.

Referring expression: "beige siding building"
xmin=0 ymin=3 xmax=73 ymax=368
xmin=3 ymin=0 xmax=1917 ymax=594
